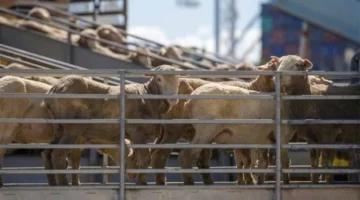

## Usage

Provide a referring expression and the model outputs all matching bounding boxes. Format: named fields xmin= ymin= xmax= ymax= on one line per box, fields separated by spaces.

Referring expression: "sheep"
xmin=272 ymin=55 xmax=360 ymax=184
xmin=42 ymin=65 xmax=184 ymax=186
xmin=177 ymin=56 xmax=322 ymax=185
xmin=151 ymin=46 xmax=183 ymax=67
xmin=76 ymin=29 xmax=133 ymax=61
xmin=4 ymin=63 xmax=60 ymax=85
xmin=95 ymin=24 xmax=127 ymax=54
xmin=0 ymin=76 xmax=136 ymax=186
xmin=130 ymin=47 xmax=154 ymax=68
xmin=151 ymin=61 xmax=278 ymax=185
xmin=28 ymin=7 xmax=51 ymax=22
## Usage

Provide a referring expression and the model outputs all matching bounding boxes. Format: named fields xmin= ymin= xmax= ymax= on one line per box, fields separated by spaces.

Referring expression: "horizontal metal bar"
xmin=126 ymin=94 xmax=275 ymax=100
xmin=126 ymin=168 xmax=275 ymax=173
xmin=1 ymin=118 xmax=358 ymax=125
xmin=2 ymin=93 xmax=359 ymax=101
xmin=125 ymin=185 xmax=275 ymax=189
xmin=2 ymin=166 xmax=120 ymax=170
xmin=280 ymin=71 xmax=360 ymax=76
xmin=281 ymin=184 xmax=360 ymax=189
xmin=126 ymin=119 xmax=275 ymax=124
xmin=0 ymin=69 xmax=120 ymax=76
xmin=283 ymin=95 xmax=360 ymax=100
xmin=0 ymin=165 xmax=314 ymax=171
xmin=129 ymin=144 xmax=275 ymax=149
xmin=0 ymin=168 xmax=274 ymax=174
xmin=2 ymin=184 xmax=360 ymax=190
xmin=0 ymin=168 xmax=119 ymax=174
xmin=282 ymin=119 xmax=360 ymax=124
xmin=0 ymin=144 xmax=118 ymax=149
xmin=2 ymin=69 xmax=360 ymax=77
xmin=283 ymin=144 xmax=360 ymax=149
xmin=0 ymin=93 xmax=118 ymax=99
xmin=126 ymin=70 xmax=275 ymax=76
xmin=283 ymin=169 xmax=360 ymax=174
xmin=126 ymin=70 xmax=360 ymax=76
xmin=1 ymin=143 xmax=359 ymax=150
xmin=0 ymin=184 xmax=276 ymax=190
xmin=0 ymin=93 xmax=274 ymax=100
xmin=0 ymin=69 xmax=119 ymax=77
xmin=0 ymin=118 xmax=119 ymax=124
xmin=0 ymin=185 xmax=121 ymax=190
xmin=0 ymin=46 xmax=134 ymax=84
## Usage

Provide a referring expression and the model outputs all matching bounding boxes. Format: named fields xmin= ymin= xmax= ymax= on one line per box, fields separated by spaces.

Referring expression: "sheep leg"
xmin=179 ymin=125 xmax=217 ymax=185
xmin=151 ymin=127 xmax=181 ymax=185
xmin=51 ymin=138 xmax=71 ymax=186
xmin=179 ymin=147 xmax=203 ymax=185
xmin=322 ymin=149 xmax=335 ymax=184
xmin=70 ymin=148 xmax=82 ymax=186
xmin=310 ymin=148 xmax=320 ymax=184
xmin=51 ymin=125 xmax=83 ymax=186
xmin=150 ymin=126 xmax=181 ymax=185
xmin=0 ymin=148 xmax=6 ymax=187
xmin=253 ymin=149 xmax=269 ymax=185
xmin=41 ymin=148 xmax=57 ymax=186
xmin=150 ymin=126 xmax=164 ymax=156
xmin=132 ymin=134 xmax=150 ymax=185
xmin=197 ymin=149 xmax=213 ymax=185
xmin=133 ymin=148 xmax=150 ymax=185
xmin=268 ymin=150 xmax=276 ymax=166
xmin=242 ymin=149 xmax=254 ymax=184
xmin=281 ymin=149 xmax=290 ymax=184
xmin=41 ymin=124 xmax=63 ymax=186
xmin=234 ymin=149 xmax=245 ymax=184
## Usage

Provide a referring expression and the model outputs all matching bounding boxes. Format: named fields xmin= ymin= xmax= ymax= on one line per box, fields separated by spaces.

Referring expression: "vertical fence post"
xmin=350 ymin=52 xmax=360 ymax=84
xmin=103 ymin=77 xmax=109 ymax=184
xmin=275 ymin=71 xmax=282 ymax=200
xmin=119 ymin=71 xmax=126 ymax=200
xmin=67 ymin=31 xmax=73 ymax=64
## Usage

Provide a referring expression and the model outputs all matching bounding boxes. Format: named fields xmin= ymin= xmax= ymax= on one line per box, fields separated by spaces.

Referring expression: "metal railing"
xmin=0 ymin=7 xmax=234 ymax=70
xmin=0 ymin=69 xmax=359 ymax=200
xmin=27 ymin=3 xmax=239 ymax=65
xmin=0 ymin=43 xmax=136 ymax=85
xmin=0 ymin=8 xmax=209 ymax=71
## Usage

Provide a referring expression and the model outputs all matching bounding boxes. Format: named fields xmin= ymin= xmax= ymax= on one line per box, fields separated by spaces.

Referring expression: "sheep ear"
xmin=256 ymin=66 xmax=267 ymax=71
xmin=144 ymin=68 xmax=156 ymax=77
xmin=270 ymin=56 xmax=280 ymax=63
xmin=302 ymin=59 xmax=313 ymax=70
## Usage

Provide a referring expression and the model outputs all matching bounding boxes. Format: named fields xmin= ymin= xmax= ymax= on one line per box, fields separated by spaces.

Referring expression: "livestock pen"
xmin=0 ymin=63 xmax=359 ymax=200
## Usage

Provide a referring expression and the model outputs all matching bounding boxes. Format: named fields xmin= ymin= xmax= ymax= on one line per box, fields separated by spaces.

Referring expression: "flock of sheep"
xmin=0 ymin=5 xmax=359 ymax=187
xmin=0 ymin=6 xmax=254 ymax=76
xmin=1 ymin=54 xmax=359 ymax=188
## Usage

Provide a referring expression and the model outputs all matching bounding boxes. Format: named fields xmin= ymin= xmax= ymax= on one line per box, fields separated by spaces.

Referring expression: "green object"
xmin=262 ymin=17 xmax=273 ymax=33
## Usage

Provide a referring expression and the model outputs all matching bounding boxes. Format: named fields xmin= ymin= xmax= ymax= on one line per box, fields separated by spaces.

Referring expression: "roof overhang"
xmin=272 ymin=0 xmax=360 ymax=45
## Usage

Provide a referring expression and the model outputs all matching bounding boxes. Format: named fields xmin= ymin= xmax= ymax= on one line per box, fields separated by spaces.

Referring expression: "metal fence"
xmin=0 ymin=69 xmax=360 ymax=200
xmin=26 ymin=2 xmax=239 ymax=66
xmin=0 ymin=7 xmax=230 ymax=71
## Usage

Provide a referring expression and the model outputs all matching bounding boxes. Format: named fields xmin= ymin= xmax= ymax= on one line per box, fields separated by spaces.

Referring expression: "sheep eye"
xmin=156 ymin=78 xmax=162 ymax=82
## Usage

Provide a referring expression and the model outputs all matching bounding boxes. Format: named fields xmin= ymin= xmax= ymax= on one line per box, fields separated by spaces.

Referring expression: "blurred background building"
xmin=261 ymin=0 xmax=360 ymax=72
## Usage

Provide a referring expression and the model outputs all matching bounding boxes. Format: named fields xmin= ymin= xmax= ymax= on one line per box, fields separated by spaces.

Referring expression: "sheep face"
xmin=275 ymin=55 xmax=313 ymax=89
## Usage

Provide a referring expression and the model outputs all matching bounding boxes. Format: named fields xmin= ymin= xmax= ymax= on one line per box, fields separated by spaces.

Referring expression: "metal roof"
xmin=272 ymin=0 xmax=360 ymax=44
